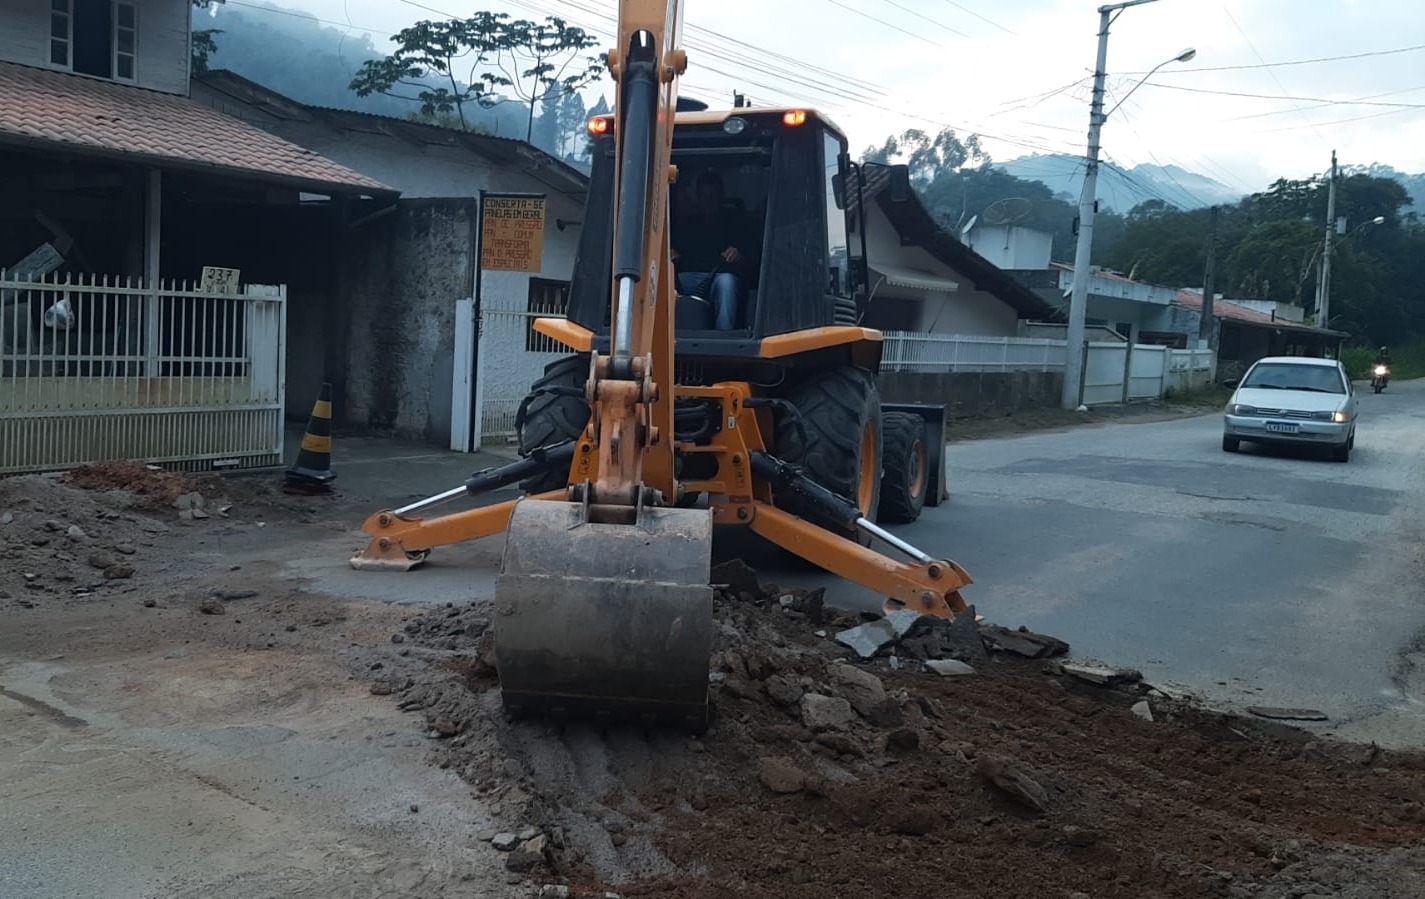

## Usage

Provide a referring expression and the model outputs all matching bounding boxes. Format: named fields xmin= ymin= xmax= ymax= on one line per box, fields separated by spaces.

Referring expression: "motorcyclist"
xmin=1372 ymin=346 xmax=1391 ymax=392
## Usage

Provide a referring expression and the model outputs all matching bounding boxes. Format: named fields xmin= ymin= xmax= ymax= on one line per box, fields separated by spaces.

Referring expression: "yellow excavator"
xmin=351 ymin=0 xmax=975 ymax=730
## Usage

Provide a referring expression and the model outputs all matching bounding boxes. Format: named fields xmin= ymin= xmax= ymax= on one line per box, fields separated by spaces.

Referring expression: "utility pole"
xmin=1198 ymin=205 xmax=1218 ymax=348
xmin=1061 ymin=0 xmax=1174 ymax=410
xmin=1315 ymin=149 xmax=1338 ymax=328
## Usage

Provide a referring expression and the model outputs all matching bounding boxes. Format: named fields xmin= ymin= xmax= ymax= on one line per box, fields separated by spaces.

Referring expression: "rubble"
xmin=1059 ymin=659 xmax=1143 ymax=686
xmin=975 ymin=754 xmax=1050 ymax=814
xmin=1132 ymin=700 xmax=1155 ymax=721
xmin=980 ymin=623 xmax=1071 ymax=658
xmin=800 ymin=693 xmax=854 ymax=731
xmin=756 ymin=757 xmax=806 ymax=794
xmin=1249 ymin=706 xmax=1330 ymax=722
xmin=926 ymin=659 xmax=976 ymax=677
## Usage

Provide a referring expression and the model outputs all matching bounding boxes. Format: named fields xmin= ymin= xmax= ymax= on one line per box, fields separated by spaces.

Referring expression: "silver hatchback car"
xmin=1222 ymin=356 xmax=1359 ymax=462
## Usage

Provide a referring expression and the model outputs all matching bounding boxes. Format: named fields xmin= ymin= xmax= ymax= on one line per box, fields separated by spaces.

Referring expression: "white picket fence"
xmin=0 ymin=270 xmax=286 ymax=474
xmin=882 ymin=331 xmax=1215 ymax=405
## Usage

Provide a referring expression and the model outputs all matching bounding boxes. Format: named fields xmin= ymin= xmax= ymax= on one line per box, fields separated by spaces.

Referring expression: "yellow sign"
xmin=480 ymin=196 xmax=546 ymax=273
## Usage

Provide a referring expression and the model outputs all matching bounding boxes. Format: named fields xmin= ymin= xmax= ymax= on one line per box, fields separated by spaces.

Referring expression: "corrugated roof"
xmin=0 ymin=61 xmax=394 ymax=196
xmin=194 ymin=69 xmax=589 ymax=199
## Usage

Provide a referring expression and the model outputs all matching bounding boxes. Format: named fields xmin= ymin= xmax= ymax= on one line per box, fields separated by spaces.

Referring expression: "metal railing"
xmin=881 ymin=331 xmax=1068 ymax=373
xmin=1 ymin=270 xmax=286 ymax=474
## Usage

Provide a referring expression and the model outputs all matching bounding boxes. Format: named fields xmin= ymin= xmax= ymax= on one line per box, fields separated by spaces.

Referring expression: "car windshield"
xmin=1240 ymin=362 xmax=1344 ymax=394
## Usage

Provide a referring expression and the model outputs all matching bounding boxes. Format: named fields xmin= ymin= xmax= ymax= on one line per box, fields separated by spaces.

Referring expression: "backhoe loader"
xmin=351 ymin=0 xmax=975 ymax=730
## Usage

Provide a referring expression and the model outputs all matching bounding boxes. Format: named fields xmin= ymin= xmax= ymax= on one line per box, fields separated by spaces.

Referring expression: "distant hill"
xmin=995 ymin=154 xmax=1243 ymax=212
xmin=201 ymin=2 xmax=530 ymax=138
xmin=998 ymin=153 xmax=1425 ymax=218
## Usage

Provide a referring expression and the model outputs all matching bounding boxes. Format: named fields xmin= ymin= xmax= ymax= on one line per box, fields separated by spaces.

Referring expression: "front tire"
xmin=774 ymin=365 xmax=882 ymax=544
xmin=515 ymin=354 xmax=589 ymax=494
xmin=1222 ymin=435 xmax=1240 ymax=453
xmin=879 ymin=412 xmax=928 ymax=523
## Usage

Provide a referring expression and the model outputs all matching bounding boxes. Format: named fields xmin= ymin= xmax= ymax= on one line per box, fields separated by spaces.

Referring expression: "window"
xmin=49 ymin=0 xmax=135 ymax=81
xmin=824 ymin=131 xmax=850 ymax=297
xmin=50 ymin=0 xmax=70 ymax=66
xmin=525 ymin=278 xmax=570 ymax=352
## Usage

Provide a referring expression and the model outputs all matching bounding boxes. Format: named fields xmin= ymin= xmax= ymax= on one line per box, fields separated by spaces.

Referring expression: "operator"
xmin=671 ymin=170 xmax=749 ymax=330
xmin=1376 ymin=345 xmax=1392 ymax=366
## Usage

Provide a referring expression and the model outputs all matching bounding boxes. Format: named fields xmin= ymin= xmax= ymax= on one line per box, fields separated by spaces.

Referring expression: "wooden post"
xmin=144 ymin=168 xmax=161 ymax=378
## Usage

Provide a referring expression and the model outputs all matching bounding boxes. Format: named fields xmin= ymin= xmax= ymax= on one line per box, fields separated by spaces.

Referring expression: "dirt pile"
xmin=361 ymin=572 xmax=1425 ymax=898
xmin=0 ymin=474 xmax=167 ymax=606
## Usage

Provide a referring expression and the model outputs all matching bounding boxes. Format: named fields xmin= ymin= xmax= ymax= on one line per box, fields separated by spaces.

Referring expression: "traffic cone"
xmin=284 ymin=382 xmax=337 ymax=495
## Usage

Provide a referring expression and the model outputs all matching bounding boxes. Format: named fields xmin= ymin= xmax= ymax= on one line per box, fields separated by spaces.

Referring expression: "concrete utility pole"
xmin=1061 ymin=0 xmax=1193 ymax=409
xmin=1199 ymin=205 xmax=1218 ymax=348
xmin=1315 ymin=149 xmax=1338 ymax=328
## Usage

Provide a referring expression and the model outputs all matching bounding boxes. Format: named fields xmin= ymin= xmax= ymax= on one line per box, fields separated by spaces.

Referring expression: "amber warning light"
xmin=587 ymin=116 xmax=611 ymax=135
xmin=782 ymin=110 xmax=807 ymax=127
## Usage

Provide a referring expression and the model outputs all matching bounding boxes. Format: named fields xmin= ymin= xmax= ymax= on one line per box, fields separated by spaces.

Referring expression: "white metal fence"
xmin=881 ymin=331 xmax=1066 ymax=372
xmin=882 ymin=331 xmax=1215 ymax=405
xmin=0 ymin=271 xmax=286 ymax=474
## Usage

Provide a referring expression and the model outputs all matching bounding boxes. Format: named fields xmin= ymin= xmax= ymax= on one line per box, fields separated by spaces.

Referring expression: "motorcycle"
xmin=1371 ymin=363 xmax=1390 ymax=393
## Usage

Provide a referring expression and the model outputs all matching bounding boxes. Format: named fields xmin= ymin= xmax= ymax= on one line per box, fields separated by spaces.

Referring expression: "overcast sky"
xmin=223 ymin=0 xmax=1425 ymax=197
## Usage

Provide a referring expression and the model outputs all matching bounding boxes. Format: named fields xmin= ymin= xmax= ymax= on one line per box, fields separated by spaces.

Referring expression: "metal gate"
xmin=0 ymin=271 xmax=286 ymax=474
xmin=475 ymin=280 xmax=570 ymax=444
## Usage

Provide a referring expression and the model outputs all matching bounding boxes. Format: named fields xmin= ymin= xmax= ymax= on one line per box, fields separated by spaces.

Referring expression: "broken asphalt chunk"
xmin=1249 ymin=706 xmax=1329 ymax=722
xmin=1059 ymin=659 xmax=1142 ymax=687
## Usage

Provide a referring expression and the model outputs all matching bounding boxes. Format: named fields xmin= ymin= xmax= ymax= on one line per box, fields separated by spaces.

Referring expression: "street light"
xmin=1061 ymin=0 xmax=1196 ymax=410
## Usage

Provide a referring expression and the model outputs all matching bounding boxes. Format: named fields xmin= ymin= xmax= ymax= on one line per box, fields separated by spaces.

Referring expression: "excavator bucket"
xmin=492 ymin=498 xmax=715 ymax=731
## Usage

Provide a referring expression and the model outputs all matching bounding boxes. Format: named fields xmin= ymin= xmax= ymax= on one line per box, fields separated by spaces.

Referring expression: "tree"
xmin=863 ymin=127 xmax=989 ymax=184
xmin=190 ymin=0 xmax=220 ymax=74
xmin=350 ymin=12 xmax=603 ymax=141
xmin=487 ymin=17 xmax=604 ymax=143
xmin=349 ymin=12 xmax=512 ymax=133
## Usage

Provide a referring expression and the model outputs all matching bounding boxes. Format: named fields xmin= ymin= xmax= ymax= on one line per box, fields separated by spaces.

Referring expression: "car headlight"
xmin=1229 ymin=404 xmax=1257 ymax=415
xmin=1332 ymin=410 xmax=1348 ymax=423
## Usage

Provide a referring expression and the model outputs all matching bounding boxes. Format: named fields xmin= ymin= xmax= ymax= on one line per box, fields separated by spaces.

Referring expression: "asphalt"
xmin=271 ymin=380 xmax=1425 ymax=746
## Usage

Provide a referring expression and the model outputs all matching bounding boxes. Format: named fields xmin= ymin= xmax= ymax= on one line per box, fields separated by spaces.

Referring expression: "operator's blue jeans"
xmin=677 ymin=271 xmax=738 ymax=330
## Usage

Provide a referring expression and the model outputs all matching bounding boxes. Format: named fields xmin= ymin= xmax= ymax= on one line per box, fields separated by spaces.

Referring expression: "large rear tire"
xmin=774 ymin=365 xmax=882 ymax=545
xmin=515 ymin=354 xmax=589 ymax=494
xmin=879 ymin=411 xmax=928 ymax=523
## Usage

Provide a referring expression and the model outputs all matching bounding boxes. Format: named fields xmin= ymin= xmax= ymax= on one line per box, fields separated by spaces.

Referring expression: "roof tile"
xmin=0 ymin=61 xmax=393 ymax=194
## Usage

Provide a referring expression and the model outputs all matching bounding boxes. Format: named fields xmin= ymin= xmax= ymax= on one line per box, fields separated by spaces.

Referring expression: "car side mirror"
xmin=1221 ymin=378 xmax=1239 ymax=389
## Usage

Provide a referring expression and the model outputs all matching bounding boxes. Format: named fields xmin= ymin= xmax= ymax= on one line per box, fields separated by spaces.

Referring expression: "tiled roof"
xmin=1174 ymin=290 xmax=1342 ymax=335
xmin=0 ymin=61 xmax=394 ymax=195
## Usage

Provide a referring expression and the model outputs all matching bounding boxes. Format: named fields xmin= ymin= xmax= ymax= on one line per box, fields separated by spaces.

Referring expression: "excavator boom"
xmin=490 ymin=0 xmax=717 ymax=728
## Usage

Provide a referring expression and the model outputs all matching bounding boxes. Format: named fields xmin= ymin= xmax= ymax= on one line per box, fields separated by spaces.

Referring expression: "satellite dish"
xmin=960 ymin=214 xmax=979 ymax=242
xmin=981 ymin=197 xmax=1033 ymax=226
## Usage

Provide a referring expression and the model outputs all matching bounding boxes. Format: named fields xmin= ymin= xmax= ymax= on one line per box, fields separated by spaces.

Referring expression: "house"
xmin=0 ymin=0 xmax=396 ymax=475
xmin=1166 ymin=290 xmax=1343 ymax=379
xmin=854 ymin=164 xmax=1059 ymax=336
xmin=190 ymin=69 xmax=590 ymax=447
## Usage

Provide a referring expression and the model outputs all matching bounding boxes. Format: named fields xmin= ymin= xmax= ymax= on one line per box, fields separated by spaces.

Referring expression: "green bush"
xmin=1340 ymin=342 xmax=1425 ymax=381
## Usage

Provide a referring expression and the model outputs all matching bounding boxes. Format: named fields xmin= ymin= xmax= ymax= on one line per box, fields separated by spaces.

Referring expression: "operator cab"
xmin=565 ymin=107 xmax=869 ymax=359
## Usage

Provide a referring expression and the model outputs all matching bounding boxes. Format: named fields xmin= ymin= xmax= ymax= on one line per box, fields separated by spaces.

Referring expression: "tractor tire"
xmin=515 ymin=354 xmax=589 ymax=494
xmin=773 ymin=365 xmax=882 ymax=545
xmin=878 ymin=411 xmax=928 ymax=523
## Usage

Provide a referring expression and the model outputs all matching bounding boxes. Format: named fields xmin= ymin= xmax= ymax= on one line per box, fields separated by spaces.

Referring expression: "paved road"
xmin=763 ymin=379 xmax=1425 ymax=745
xmin=278 ymin=381 xmax=1425 ymax=746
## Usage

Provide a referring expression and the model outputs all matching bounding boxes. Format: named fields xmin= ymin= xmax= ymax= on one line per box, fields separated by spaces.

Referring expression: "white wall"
xmin=864 ymin=213 xmax=1020 ymax=337
xmin=0 ymin=0 xmax=190 ymax=95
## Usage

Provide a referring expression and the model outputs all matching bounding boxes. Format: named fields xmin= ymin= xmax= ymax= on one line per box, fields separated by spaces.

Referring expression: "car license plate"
xmin=1265 ymin=421 xmax=1299 ymax=434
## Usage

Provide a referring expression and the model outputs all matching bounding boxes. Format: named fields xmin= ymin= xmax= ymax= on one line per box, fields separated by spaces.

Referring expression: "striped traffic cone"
xmin=284 ymin=382 xmax=337 ymax=495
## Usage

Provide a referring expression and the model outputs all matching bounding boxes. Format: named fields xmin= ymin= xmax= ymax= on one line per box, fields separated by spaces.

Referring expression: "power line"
xmin=1142 ymin=81 xmax=1425 ymax=109
xmin=1225 ymin=84 xmax=1425 ymax=121
xmin=1121 ymin=42 xmax=1425 ymax=75
xmin=940 ymin=0 xmax=1016 ymax=35
xmin=224 ymin=0 xmax=393 ymax=37
xmin=820 ymin=0 xmax=944 ymax=47
xmin=874 ymin=0 xmax=969 ymax=39
xmin=1221 ymin=4 xmax=1324 ymax=141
